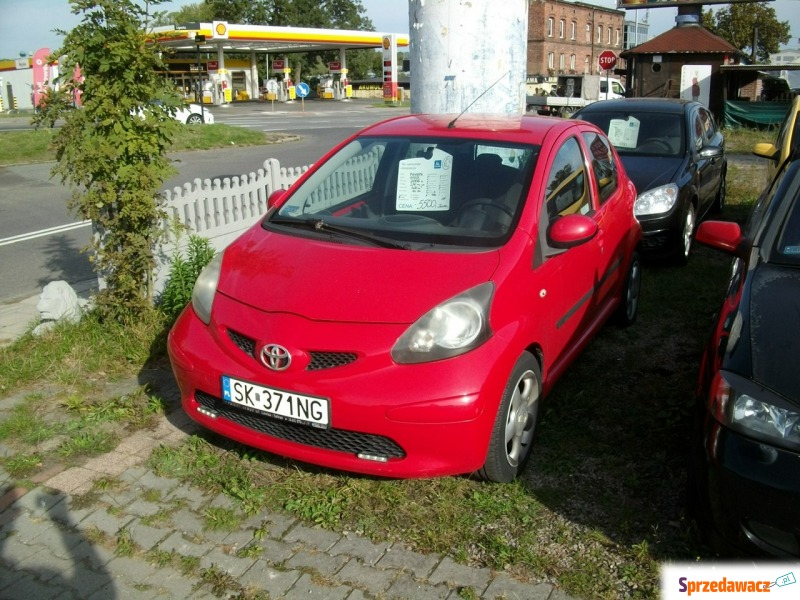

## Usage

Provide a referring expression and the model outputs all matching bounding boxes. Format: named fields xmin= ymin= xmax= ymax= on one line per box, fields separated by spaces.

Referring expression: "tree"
xmin=151 ymin=2 xmax=215 ymax=27
xmin=703 ymin=3 xmax=790 ymax=63
xmin=33 ymin=0 xmax=181 ymax=322
xmin=201 ymin=0 xmax=377 ymax=79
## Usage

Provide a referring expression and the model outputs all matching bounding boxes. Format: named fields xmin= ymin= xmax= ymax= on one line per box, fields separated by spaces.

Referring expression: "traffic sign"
xmin=295 ymin=82 xmax=310 ymax=98
xmin=598 ymin=50 xmax=617 ymax=71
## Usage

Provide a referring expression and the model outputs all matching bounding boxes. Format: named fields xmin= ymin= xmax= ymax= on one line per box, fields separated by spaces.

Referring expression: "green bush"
xmin=158 ymin=235 xmax=215 ymax=320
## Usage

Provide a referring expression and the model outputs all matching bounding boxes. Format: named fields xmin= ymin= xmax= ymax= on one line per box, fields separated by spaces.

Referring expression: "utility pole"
xmin=408 ymin=0 xmax=529 ymax=114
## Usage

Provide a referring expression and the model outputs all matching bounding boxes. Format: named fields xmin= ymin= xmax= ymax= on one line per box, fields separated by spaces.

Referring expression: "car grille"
xmin=227 ymin=329 xmax=357 ymax=371
xmin=195 ymin=390 xmax=406 ymax=459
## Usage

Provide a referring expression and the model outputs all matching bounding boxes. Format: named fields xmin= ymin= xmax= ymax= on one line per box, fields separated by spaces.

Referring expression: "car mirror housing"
xmin=699 ymin=145 xmax=724 ymax=160
xmin=752 ymin=142 xmax=780 ymax=162
xmin=547 ymin=214 xmax=598 ymax=249
xmin=695 ymin=220 xmax=744 ymax=256
xmin=268 ymin=189 xmax=287 ymax=209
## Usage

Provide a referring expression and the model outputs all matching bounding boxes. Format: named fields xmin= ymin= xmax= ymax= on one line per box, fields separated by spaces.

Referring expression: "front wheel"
xmin=186 ymin=113 xmax=204 ymax=125
xmin=478 ymin=352 xmax=542 ymax=483
xmin=676 ymin=203 xmax=696 ymax=265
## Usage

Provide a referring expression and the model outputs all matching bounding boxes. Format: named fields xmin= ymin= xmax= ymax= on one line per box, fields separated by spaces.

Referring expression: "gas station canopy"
xmin=151 ymin=21 xmax=409 ymax=54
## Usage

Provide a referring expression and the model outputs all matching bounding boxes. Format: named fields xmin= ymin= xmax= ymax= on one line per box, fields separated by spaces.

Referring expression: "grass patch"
xmin=722 ymin=125 xmax=776 ymax=154
xmin=0 ymin=122 xmax=288 ymax=166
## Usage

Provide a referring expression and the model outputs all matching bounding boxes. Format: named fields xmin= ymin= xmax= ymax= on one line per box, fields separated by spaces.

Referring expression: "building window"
xmin=570 ymin=54 xmax=576 ymax=71
xmin=548 ymin=52 xmax=555 ymax=70
xmin=559 ymin=54 xmax=565 ymax=70
xmin=585 ymin=23 xmax=591 ymax=43
xmin=548 ymin=17 xmax=554 ymax=38
xmin=596 ymin=25 xmax=602 ymax=44
xmin=571 ymin=21 xmax=576 ymax=40
xmin=607 ymin=27 xmax=612 ymax=45
xmin=559 ymin=19 xmax=565 ymax=39
xmin=584 ymin=55 xmax=590 ymax=74
xmin=615 ymin=28 xmax=620 ymax=47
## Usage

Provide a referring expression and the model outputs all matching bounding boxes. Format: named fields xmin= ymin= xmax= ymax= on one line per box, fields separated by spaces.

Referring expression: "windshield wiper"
xmin=271 ymin=217 xmax=409 ymax=250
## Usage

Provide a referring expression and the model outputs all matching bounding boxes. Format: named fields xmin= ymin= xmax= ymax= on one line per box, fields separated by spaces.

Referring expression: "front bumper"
xmin=637 ymin=207 xmax=684 ymax=256
xmin=167 ymin=295 xmax=517 ymax=479
xmin=699 ymin=417 xmax=800 ymax=557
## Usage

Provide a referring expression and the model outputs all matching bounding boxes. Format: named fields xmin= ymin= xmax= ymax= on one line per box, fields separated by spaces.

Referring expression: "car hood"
xmin=749 ymin=263 xmax=800 ymax=401
xmin=619 ymin=154 xmax=683 ymax=195
xmin=217 ymin=227 xmax=501 ymax=324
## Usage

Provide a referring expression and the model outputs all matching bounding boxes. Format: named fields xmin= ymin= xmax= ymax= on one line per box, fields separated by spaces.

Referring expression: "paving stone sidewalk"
xmin=0 ymin=370 xmax=576 ymax=600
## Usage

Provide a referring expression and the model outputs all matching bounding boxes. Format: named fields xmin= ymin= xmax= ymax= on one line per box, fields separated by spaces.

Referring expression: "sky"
xmin=1 ymin=0 xmax=799 ymax=60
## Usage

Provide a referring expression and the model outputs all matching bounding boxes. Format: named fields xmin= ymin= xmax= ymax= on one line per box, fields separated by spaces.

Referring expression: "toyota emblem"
xmin=260 ymin=344 xmax=291 ymax=371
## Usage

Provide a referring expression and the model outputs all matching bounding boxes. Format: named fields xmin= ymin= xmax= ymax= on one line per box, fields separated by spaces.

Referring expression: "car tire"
xmin=478 ymin=352 xmax=541 ymax=483
xmin=186 ymin=114 xmax=204 ymax=125
xmin=614 ymin=251 xmax=641 ymax=327
xmin=712 ymin=171 xmax=726 ymax=214
xmin=675 ymin=202 xmax=696 ymax=265
xmin=559 ymin=106 xmax=576 ymax=118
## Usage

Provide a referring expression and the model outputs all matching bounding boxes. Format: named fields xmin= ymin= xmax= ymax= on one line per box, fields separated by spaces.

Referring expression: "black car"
xmin=690 ymin=156 xmax=800 ymax=557
xmin=574 ymin=98 xmax=726 ymax=263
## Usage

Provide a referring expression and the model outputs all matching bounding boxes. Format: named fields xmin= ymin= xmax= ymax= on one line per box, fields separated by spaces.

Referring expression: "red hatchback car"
xmin=168 ymin=113 xmax=642 ymax=482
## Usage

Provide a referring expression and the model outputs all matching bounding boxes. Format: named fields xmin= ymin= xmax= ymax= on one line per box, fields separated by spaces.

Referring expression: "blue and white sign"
xmin=296 ymin=82 xmax=310 ymax=98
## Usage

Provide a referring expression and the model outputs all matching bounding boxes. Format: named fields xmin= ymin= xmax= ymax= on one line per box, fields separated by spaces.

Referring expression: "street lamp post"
xmin=195 ymin=34 xmax=206 ymax=123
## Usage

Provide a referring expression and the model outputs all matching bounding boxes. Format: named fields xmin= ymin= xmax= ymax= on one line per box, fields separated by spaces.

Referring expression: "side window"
xmin=544 ymin=137 xmax=590 ymax=221
xmin=692 ymin=112 xmax=704 ymax=151
xmin=699 ymin=109 xmax=715 ymax=143
xmin=582 ymin=132 xmax=618 ymax=204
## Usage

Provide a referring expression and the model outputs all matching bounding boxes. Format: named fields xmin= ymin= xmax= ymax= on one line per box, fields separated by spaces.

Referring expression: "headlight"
xmin=634 ymin=183 xmax=679 ymax=216
xmin=709 ymin=371 xmax=800 ymax=450
xmin=191 ymin=252 xmax=223 ymax=325
xmin=391 ymin=283 xmax=493 ymax=364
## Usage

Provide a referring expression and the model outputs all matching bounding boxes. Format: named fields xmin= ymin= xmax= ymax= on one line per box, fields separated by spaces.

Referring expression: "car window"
xmin=544 ymin=137 xmax=590 ymax=220
xmin=582 ymin=132 xmax=618 ymax=204
xmin=775 ymin=191 xmax=800 ymax=265
xmin=699 ymin=108 xmax=716 ymax=144
xmin=692 ymin=112 xmax=704 ymax=151
xmin=269 ymin=136 xmax=539 ymax=248
xmin=578 ymin=110 xmax=684 ymax=156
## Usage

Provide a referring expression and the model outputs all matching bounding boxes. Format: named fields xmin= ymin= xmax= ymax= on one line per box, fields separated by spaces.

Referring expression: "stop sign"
xmin=598 ymin=50 xmax=617 ymax=71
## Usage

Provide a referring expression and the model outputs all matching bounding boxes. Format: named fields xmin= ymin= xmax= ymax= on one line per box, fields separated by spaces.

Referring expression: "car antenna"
xmin=448 ymin=71 xmax=511 ymax=129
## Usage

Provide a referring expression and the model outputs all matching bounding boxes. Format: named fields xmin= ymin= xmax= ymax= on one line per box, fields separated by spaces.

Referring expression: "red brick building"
xmin=527 ymin=0 xmax=625 ymax=80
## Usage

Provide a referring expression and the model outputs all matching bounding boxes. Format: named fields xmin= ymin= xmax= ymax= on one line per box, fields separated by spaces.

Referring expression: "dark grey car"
xmin=574 ymin=98 xmax=726 ymax=263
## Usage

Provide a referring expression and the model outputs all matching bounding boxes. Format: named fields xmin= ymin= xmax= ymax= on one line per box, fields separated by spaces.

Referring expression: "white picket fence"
xmin=150 ymin=146 xmax=383 ymax=295
xmin=152 ymin=157 xmax=308 ymax=294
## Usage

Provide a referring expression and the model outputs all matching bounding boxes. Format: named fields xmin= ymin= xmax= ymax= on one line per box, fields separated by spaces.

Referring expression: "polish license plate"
xmin=222 ymin=375 xmax=330 ymax=428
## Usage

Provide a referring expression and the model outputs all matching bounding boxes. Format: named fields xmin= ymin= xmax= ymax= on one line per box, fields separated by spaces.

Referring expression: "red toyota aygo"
xmin=168 ymin=113 xmax=642 ymax=482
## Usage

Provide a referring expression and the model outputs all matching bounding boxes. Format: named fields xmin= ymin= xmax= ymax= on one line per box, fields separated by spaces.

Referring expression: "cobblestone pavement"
xmin=0 ymin=370 xmax=576 ymax=600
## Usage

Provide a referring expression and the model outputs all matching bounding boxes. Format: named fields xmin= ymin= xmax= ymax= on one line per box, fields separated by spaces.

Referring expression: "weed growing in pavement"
xmin=57 ymin=430 xmax=118 ymax=459
xmin=115 ymin=527 xmax=135 ymax=557
xmin=1 ymin=453 xmax=43 ymax=478
xmin=203 ymin=506 xmax=243 ymax=531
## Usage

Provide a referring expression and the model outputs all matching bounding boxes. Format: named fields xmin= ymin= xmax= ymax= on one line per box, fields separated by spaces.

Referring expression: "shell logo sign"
xmin=213 ymin=21 xmax=229 ymax=39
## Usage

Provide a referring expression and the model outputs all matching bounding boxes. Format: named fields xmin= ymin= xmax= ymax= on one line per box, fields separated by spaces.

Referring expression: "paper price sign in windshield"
xmin=396 ymin=149 xmax=452 ymax=211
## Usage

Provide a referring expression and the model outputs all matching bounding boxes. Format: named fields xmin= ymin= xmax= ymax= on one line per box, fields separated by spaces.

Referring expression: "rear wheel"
xmin=478 ymin=352 xmax=541 ymax=483
xmin=614 ymin=251 xmax=641 ymax=327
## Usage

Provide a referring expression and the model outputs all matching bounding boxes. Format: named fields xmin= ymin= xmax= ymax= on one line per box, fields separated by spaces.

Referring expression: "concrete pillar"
xmin=409 ymin=0 xmax=528 ymax=115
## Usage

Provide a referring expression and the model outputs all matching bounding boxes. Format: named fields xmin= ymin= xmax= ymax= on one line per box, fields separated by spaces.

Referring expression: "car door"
xmin=693 ymin=106 xmax=723 ymax=211
xmin=529 ymin=132 xmax=606 ymax=383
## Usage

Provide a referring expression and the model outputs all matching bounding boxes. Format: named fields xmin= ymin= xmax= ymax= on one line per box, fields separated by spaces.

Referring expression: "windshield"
xmin=578 ymin=111 xmax=685 ymax=157
xmin=268 ymin=136 xmax=538 ymax=248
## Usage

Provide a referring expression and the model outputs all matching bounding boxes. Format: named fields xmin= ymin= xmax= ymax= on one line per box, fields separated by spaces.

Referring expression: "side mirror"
xmin=548 ymin=214 xmax=598 ymax=249
xmin=752 ymin=142 xmax=780 ymax=162
xmin=699 ymin=145 xmax=724 ymax=160
xmin=695 ymin=220 xmax=744 ymax=255
xmin=268 ymin=189 xmax=287 ymax=209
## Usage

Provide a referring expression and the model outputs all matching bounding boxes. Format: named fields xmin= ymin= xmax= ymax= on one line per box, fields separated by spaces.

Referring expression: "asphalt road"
xmin=0 ymin=99 xmax=407 ymax=303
